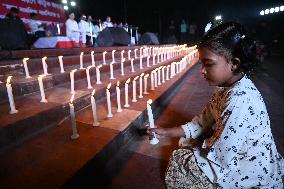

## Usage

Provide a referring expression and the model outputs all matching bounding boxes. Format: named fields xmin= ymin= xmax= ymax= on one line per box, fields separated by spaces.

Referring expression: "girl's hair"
xmin=198 ymin=22 xmax=258 ymax=75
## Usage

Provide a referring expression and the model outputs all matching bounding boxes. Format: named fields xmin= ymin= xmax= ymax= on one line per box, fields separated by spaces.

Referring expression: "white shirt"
xmin=181 ymin=76 xmax=284 ymax=188
xmin=78 ymin=20 xmax=89 ymax=34
xmin=65 ymin=19 xmax=79 ymax=37
xmin=102 ymin=21 xmax=113 ymax=29
xmin=29 ymin=19 xmax=44 ymax=34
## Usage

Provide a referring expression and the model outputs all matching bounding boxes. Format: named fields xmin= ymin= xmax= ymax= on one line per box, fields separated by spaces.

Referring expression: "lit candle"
xmin=140 ymin=47 xmax=143 ymax=57
xmin=22 ymin=58 xmax=31 ymax=78
xmin=166 ymin=65 xmax=170 ymax=80
xmin=143 ymin=74 xmax=149 ymax=94
xmin=139 ymin=56 xmax=143 ymax=69
xmin=38 ymin=75 xmax=47 ymax=103
xmin=112 ymin=50 xmax=116 ymax=62
xmin=116 ymin=81 xmax=122 ymax=112
xmin=120 ymin=50 xmax=124 ymax=61
xmin=162 ymin=66 xmax=166 ymax=83
xmin=132 ymin=76 xmax=139 ymax=102
xmin=41 ymin=56 xmax=49 ymax=75
xmin=128 ymin=50 xmax=131 ymax=60
xmin=91 ymin=51 xmax=96 ymax=66
xmin=157 ymin=53 xmax=160 ymax=63
xmin=103 ymin=51 xmax=107 ymax=64
xmin=96 ymin=65 xmax=102 ymax=84
xmin=152 ymin=55 xmax=156 ymax=65
xmin=134 ymin=49 xmax=138 ymax=59
xmin=91 ymin=89 xmax=100 ymax=126
xmin=86 ymin=65 xmax=93 ymax=89
xmin=158 ymin=67 xmax=161 ymax=85
xmin=110 ymin=61 xmax=115 ymax=79
xmin=106 ymin=83 xmax=113 ymax=118
xmin=147 ymin=56 xmax=150 ymax=67
xmin=70 ymin=69 xmax=77 ymax=94
xmin=80 ymin=52 xmax=84 ymax=69
xmin=139 ymin=73 xmax=144 ymax=98
xmin=131 ymin=59 xmax=135 ymax=72
xmin=57 ymin=23 xmax=61 ymax=35
xmin=121 ymin=59 xmax=125 ymax=76
xmin=147 ymin=99 xmax=159 ymax=145
xmin=124 ymin=78 xmax=130 ymax=107
xmin=58 ymin=56 xmax=65 ymax=73
xmin=6 ymin=76 xmax=18 ymax=114
xmin=154 ymin=69 xmax=158 ymax=88
xmin=69 ymin=94 xmax=79 ymax=139
xmin=150 ymin=71 xmax=155 ymax=90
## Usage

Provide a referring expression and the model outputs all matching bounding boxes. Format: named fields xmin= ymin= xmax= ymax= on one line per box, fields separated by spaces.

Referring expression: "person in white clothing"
xmin=65 ymin=12 xmax=80 ymax=47
xmin=102 ymin=16 xmax=113 ymax=29
xmin=29 ymin=13 xmax=46 ymax=38
xmin=87 ymin=16 xmax=100 ymax=47
xmin=148 ymin=22 xmax=284 ymax=188
xmin=78 ymin=14 xmax=89 ymax=47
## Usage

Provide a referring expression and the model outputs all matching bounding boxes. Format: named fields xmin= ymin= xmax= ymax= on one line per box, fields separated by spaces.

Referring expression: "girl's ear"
xmin=231 ymin=57 xmax=241 ymax=73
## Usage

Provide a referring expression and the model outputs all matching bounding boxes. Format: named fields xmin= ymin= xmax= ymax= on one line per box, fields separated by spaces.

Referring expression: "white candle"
xmin=139 ymin=73 xmax=144 ymax=98
xmin=154 ymin=69 xmax=158 ymax=88
xmin=150 ymin=71 xmax=155 ymax=90
xmin=132 ymin=76 xmax=139 ymax=102
xmin=80 ymin=52 xmax=84 ymax=69
xmin=152 ymin=55 xmax=156 ymax=65
xmin=139 ymin=56 xmax=143 ymax=69
xmin=131 ymin=59 xmax=135 ymax=72
xmin=140 ymin=47 xmax=143 ymax=57
xmin=69 ymin=94 xmax=79 ymax=139
xmin=41 ymin=56 xmax=49 ymax=75
xmin=158 ymin=67 xmax=161 ymax=85
xmin=143 ymin=74 xmax=149 ymax=94
xmin=116 ymin=81 xmax=122 ymax=112
xmin=121 ymin=60 xmax=125 ymax=76
xmin=124 ymin=78 xmax=130 ymax=107
xmin=103 ymin=51 xmax=107 ymax=64
xmin=128 ymin=50 xmax=131 ymax=60
xmin=162 ymin=66 xmax=166 ymax=83
xmin=134 ymin=49 xmax=138 ymax=59
xmin=91 ymin=51 xmax=95 ymax=66
xmin=70 ymin=69 xmax=77 ymax=94
xmin=120 ymin=50 xmax=124 ymax=61
xmin=106 ymin=83 xmax=113 ymax=118
xmin=147 ymin=99 xmax=159 ymax=145
xmin=166 ymin=65 xmax=170 ymax=80
xmin=157 ymin=54 xmax=160 ymax=63
xmin=91 ymin=89 xmax=100 ymax=126
xmin=58 ymin=56 xmax=65 ymax=73
xmin=112 ymin=50 xmax=116 ymax=62
xmin=57 ymin=23 xmax=61 ymax=35
xmin=86 ymin=66 xmax=93 ymax=89
xmin=96 ymin=65 xmax=102 ymax=84
xmin=110 ymin=62 xmax=115 ymax=79
xmin=6 ymin=76 xmax=18 ymax=114
xmin=147 ymin=56 xmax=150 ymax=67
xmin=38 ymin=75 xmax=47 ymax=103
xmin=22 ymin=58 xmax=31 ymax=78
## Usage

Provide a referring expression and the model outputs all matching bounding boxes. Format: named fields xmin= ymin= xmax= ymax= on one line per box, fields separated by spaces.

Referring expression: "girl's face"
xmin=199 ymin=48 xmax=239 ymax=87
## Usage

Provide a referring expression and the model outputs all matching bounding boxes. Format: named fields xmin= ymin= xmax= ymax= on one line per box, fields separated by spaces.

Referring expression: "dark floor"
xmin=106 ymin=54 xmax=284 ymax=188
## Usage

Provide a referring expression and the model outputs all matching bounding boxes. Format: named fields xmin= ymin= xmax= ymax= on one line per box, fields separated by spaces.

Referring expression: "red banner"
xmin=0 ymin=0 xmax=66 ymax=34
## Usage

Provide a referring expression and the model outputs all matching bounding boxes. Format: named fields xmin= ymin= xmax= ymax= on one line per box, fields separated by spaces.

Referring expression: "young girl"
xmin=149 ymin=22 xmax=284 ymax=188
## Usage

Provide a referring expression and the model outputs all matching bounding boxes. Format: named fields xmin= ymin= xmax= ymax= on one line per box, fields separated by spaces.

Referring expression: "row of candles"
xmin=68 ymin=50 xmax=197 ymax=141
xmin=5 ymin=46 xmax=196 ymax=115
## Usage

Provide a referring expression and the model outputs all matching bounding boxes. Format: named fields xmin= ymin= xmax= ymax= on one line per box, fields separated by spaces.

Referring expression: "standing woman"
xmin=66 ymin=12 xmax=80 ymax=47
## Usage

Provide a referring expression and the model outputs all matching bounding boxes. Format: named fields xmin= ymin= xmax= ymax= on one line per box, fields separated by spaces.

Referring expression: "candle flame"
xmin=144 ymin=74 xmax=149 ymax=78
xmin=80 ymin=52 xmax=84 ymax=56
xmin=107 ymin=83 xmax=111 ymax=89
xmin=126 ymin=78 xmax=131 ymax=84
xmin=70 ymin=94 xmax=74 ymax=103
xmin=140 ymin=73 xmax=144 ymax=77
xmin=6 ymin=76 xmax=12 ymax=84
xmin=91 ymin=89 xmax=96 ymax=96
xmin=112 ymin=50 xmax=116 ymax=52
xmin=167 ymin=65 xmax=171 ymax=68
xmin=134 ymin=76 xmax=139 ymax=81
xmin=121 ymin=50 xmax=124 ymax=53
xmin=38 ymin=74 xmax=45 ymax=78
xmin=71 ymin=69 xmax=77 ymax=73
xmin=128 ymin=50 xmax=131 ymax=52
xmin=42 ymin=56 xmax=47 ymax=60
xmin=91 ymin=51 xmax=94 ymax=55
xmin=23 ymin=58 xmax=29 ymax=63
xmin=58 ymin=55 xmax=63 ymax=59
xmin=87 ymin=65 xmax=92 ymax=70
xmin=147 ymin=99 xmax=152 ymax=104
xmin=117 ymin=81 xmax=120 ymax=87
xmin=103 ymin=51 xmax=107 ymax=54
xmin=97 ymin=64 xmax=102 ymax=68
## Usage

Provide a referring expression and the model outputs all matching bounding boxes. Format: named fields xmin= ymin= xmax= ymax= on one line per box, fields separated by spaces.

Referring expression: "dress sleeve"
xmin=181 ymin=100 xmax=215 ymax=139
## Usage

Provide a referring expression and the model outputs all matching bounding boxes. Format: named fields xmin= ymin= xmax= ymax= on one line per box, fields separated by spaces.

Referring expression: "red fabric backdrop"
xmin=0 ymin=0 xmax=66 ymax=34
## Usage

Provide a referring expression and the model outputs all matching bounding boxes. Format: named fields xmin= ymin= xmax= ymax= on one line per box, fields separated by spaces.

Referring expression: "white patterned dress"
xmin=178 ymin=76 xmax=284 ymax=188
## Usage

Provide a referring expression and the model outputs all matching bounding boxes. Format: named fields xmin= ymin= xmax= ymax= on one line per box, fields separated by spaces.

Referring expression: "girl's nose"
xmin=201 ymin=66 xmax=206 ymax=75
